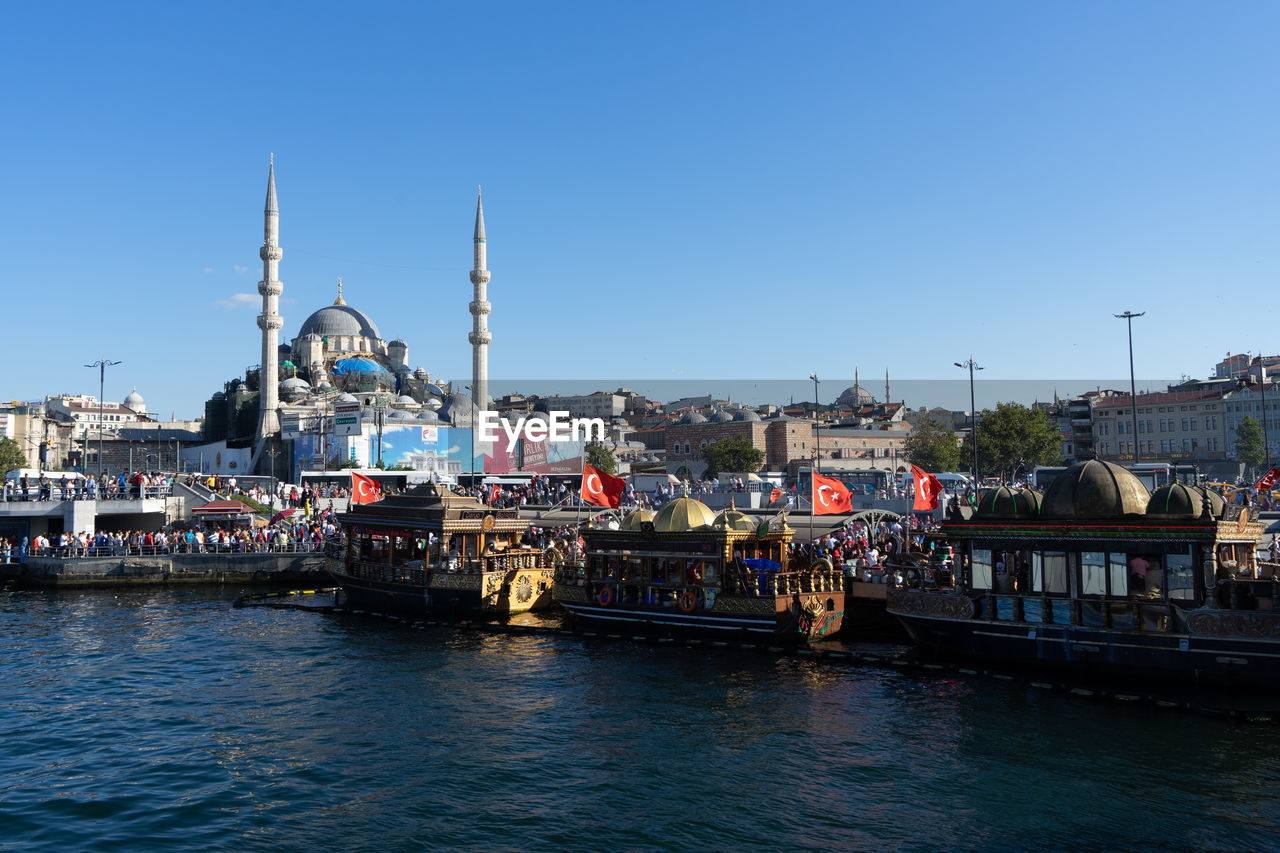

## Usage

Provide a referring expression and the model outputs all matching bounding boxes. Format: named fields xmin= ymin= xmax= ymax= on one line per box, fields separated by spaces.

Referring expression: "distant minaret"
xmin=468 ymin=187 xmax=491 ymax=415
xmin=256 ymin=155 xmax=283 ymax=438
xmin=885 ymin=368 xmax=891 ymax=404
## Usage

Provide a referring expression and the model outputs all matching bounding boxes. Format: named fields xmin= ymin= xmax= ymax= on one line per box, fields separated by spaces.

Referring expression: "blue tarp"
xmin=331 ymin=358 xmax=390 ymax=376
xmin=743 ymin=558 xmax=782 ymax=572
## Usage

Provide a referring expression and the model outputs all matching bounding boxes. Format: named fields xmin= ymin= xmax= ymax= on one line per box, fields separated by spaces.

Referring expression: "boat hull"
xmin=889 ymin=588 xmax=1280 ymax=689
xmin=554 ymin=584 xmax=844 ymax=643
xmin=332 ymin=566 xmax=555 ymax=619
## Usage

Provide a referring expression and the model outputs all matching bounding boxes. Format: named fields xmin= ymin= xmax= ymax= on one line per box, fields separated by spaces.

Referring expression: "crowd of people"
xmin=2 ymin=471 xmax=173 ymax=502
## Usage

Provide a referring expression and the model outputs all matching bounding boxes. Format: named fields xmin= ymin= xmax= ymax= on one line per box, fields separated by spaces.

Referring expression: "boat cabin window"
xmin=1166 ymin=549 xmax=1195 ymax=602
xmin=1109 ymin=554 xmax=1128 ymax=597
xmin=971 ymin=548 xmax=993 ymax=590
xmin=1128 ymin=554 xmax=1163 ymax=599
xmin=1080 ymin=552 xmax=1106 ymax=596
xmin=1033 ymin=552 xmax=1068 ymax=595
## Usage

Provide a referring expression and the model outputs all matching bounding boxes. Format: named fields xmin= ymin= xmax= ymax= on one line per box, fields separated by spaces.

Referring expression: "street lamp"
xmin=809 ymin=374 xmax=820 ymax=477
xmin=84 ymin=358 xmax=121 ymax=480
xmin=1114 ymin=311 xmax=1145 ymax=463
xmin=955 ymin=359 xmax=983 ymax=488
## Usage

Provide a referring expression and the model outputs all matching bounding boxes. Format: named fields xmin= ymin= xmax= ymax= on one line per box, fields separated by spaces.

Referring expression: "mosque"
xmin=200 ymin=158 xmax=490 ymax=473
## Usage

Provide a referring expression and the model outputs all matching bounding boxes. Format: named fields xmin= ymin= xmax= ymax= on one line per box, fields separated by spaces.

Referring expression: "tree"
xmin=585 ymin=443 xmax=616 ymax=475
xmin=903 ymin=417 xmax=960 ymax=473
xmin=0 ymin=437 xmax=26 ymax=476
xmin=960 ymin=402 xmax=1062 ymax=483
xmin=702 ymin=435 xmax=764 ymax=480
xmin=1235 ymin=415 xmax=1265 ymax=471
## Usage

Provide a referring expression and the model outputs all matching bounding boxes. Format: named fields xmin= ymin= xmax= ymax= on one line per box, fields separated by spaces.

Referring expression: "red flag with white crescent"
xmin=1255 ymin=467 xmax=1280 ymax=493
xmin=581 ymin=464 xmax=625 ymax=509
xmin=811 ymin=472 xmax=852 ymax=515
xmin=911 ymin=464 xmax=944 ymax=511
xmin=769 ymin=487 xmax=784 ymax=504
xmin=350 ymin=472 xmax=382 ymax=505
xmin=489 ymin=483 xmax=502 ymax=503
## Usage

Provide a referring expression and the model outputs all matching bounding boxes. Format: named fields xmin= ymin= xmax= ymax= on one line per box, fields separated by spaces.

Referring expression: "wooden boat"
xmin=553 ymin=496 xmax=844 ymax=643
xmin=329 ymin=483 xmax=559 ymax=618
xmin=887 ymin=460 xmax=1280 ymax=689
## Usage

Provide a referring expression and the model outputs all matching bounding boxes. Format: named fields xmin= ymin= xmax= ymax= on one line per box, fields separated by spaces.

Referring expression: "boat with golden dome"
xmin=552 ymin=495 xmax=845 ymax=643
xmin=328 ymin=483 xmax=560 ymax=617
xmin=887 ymin=459 xmax=1280 ymax=688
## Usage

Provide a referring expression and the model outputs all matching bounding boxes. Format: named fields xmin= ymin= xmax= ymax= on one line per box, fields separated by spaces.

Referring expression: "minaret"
xmin=885 ymin=368 xmax=891 ymax=404
xmin=468 ymin=187 xmax=491 ymax=415
xmin=256 ymin=155 xmax=284 ymax=438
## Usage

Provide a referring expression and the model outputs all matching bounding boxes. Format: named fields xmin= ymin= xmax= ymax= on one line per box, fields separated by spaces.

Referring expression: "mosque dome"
xmin=1041 ymin=460 xmax=1150 ymax=519
xmin=676 ymin=411 xmax=708 ymax=426
xmin=280 ymin=377 xmax=311 ymax=402
xmin=733 ymin=409 xmax=762 ymax=422
xmin=974 ymin=486 xmax=1042 ymax=519
xmin=417 ymin=409 xmax=441 ymax=423
xmin=653 ymin=496 xmax=717 ymax=532
xmin=389 ymin=338 xmax=408 ymax=348
xmin=123 ymin=387 xmax=146 ymax=412
xmin=1146 ymin=483 xmax=1226 ymax=519
xmin=709 ymin=410 xmax=733 ymax=424
xmin=335 ymin=393 xmax=359 ymax=404
xmin=621 ymin=508 xmax=655 ymax=531
xmin=835 ymin=383 xmax=875 ymax=407
xmin=395 ymin=395 xmax=418 ymax=406
xmin=414 ymin=368 xmax=429 ymax=380
xmin=297 ymin=304 xmax=382 ymax=340
xmin=331 ymin=357 xmax=393 ymax=380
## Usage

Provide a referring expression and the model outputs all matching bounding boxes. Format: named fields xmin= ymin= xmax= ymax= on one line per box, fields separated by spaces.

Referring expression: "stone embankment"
xmin=7 ymin=553 xmax=330 ymax=588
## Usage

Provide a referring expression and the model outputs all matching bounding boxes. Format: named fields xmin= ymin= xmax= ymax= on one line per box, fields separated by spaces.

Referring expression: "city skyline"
xmin=5 ymin=2 xmax=1279 ymax=419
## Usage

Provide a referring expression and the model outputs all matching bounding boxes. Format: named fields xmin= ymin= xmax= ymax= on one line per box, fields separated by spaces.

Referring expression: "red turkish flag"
xmin=581 ymin=464 xmax=625 ymax=509
xmin=350 ymin=472 xmax=382 ymax=505
xmin=811 ymin=472 xmax=852 ymax=515
xmin=911 ymin=464 xmax=943 ymax=511
xmin=769 ymin=487 xmax=784 ymax=504
xmin=489 ymin=484 xmax=503 ymax=502
xmin=1256 ymin=467 xmax=1280 ymax=492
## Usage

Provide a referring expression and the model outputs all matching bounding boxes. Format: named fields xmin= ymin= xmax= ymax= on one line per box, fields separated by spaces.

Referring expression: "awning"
xmin=192 ymin=499 xmax=255 ymax=515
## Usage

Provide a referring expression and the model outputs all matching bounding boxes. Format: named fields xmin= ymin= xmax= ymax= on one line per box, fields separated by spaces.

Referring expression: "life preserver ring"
xmin=679 ymin=590 xmax=697 ymax=613
xmin=598 ymin=587 xmax=613 ymax=607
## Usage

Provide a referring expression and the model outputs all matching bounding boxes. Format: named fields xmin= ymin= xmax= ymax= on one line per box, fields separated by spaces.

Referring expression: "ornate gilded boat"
xmin=887 ymin=460 xmax=1280 ymax=688
xmin=553 ymin=497 xmax=844 ymax=643
xmin=329 ymin=483 xmax=559 ymax=618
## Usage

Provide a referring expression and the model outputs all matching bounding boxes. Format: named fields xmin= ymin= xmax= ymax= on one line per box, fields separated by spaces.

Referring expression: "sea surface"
xmin=2 ymin=587 xmax=1279 ymax=853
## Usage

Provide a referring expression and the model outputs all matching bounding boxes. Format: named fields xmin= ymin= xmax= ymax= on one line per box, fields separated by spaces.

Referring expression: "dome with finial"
xmin=974 ymin=486 xmax=1042 ymax=519
xmin=713 ymin=499 xmax=755 ymax=531
xmin=733 ymin=409 xmax=762 ymax=422
xmin=297 ymin=279 xmax=381 ymax=339
xmin=621 ymin=508 xmax=656 ymax=531
xmin=653 ymin=496 xmax=717 ymax=532
xmin=709 ymin=409 xmax=733 ymax=424
xmin=1041 ymin=460 xmax=1150 ymax=519
xmin=1146 ymin=483 xmax=1226 ymax=519
xmin=123 ymin=387 xmax=146 ymax=413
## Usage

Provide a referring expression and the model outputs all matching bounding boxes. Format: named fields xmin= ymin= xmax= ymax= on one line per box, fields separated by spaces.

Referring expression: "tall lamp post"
xmin=84 ymin=358 xmax=121 ymax=479
xmin=809 ymin=374 xmax=820 ymax=477
xmin=955 ymin=359 xmax=983 ymax=488
xmin=1114 ymin=311 xmax=1145 ymax=463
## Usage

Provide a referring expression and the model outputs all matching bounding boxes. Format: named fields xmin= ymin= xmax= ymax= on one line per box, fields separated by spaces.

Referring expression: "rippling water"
xmin=2 ymin=588 xmax=1279 ymax=852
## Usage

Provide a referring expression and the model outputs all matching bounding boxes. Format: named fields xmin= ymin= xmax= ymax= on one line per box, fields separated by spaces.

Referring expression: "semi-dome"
xmin=974 ymin=486 xmax=1042 ymax=519
xmin=331 ymin=357 xmax=391 ymax=377
xmin=621 ymin=508 xmax=655 ymax=531
xmin=297 ymin=304 xmax=382 ymax=340
xmin=1146 ymin=483 xmax=1226 ymax=519
xmin=653 ymin=496 xmax=717 ymax=532
xmin=1041 ymin=460 xmax=1150 ymax=519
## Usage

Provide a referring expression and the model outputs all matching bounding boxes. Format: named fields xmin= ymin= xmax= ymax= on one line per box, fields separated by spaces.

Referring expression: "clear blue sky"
xmin=4 ymin=1 xmax=1277 ymax=418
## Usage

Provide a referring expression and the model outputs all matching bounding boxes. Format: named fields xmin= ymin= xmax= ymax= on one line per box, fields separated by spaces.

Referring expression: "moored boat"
xmin=553 ymin=496 xmax=845 ymax=643
xmin=887 ymin=460 xmax=1280 ymax=689
xmin=329 ymin=483 xmax=559 ymax=618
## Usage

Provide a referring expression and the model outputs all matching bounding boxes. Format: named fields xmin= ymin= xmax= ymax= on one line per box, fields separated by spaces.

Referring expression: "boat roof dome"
xmin=621 ymin=508 xmax=655 ymax=531
xmin=1146 ymin=483 xmax=1226 ymax=519
xmin=973 ymin=486 xmax=1042 ymax=519
xmin=1041 ymin=460 xmax=1150 ymax=519
xmin=653 ymin=496 xmax=716 ymax=532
